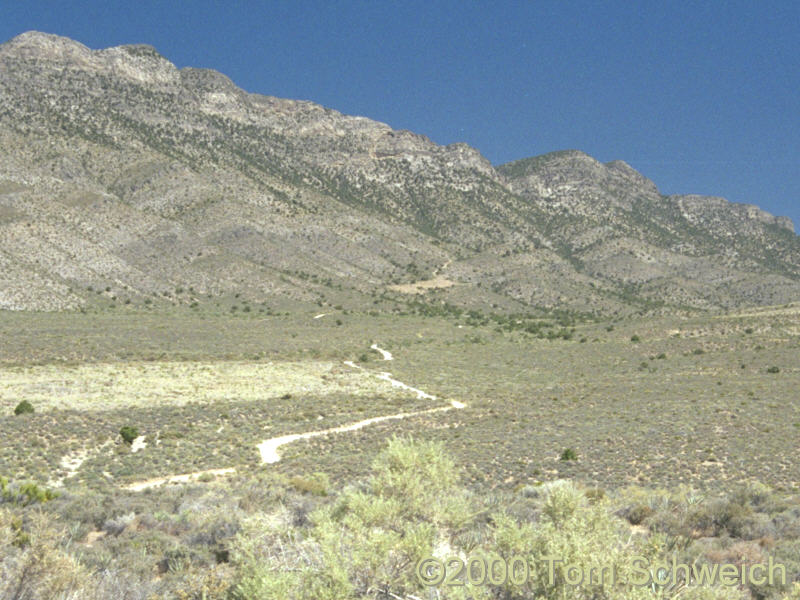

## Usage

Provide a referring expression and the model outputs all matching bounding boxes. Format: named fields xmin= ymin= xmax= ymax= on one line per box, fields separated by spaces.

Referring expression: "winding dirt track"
xmin=122 ymin=344 xmax=465 ymax=491
xmin=370 ymin=343 xmax=393 ymax=361
xmin=124 ymin=468 xmax=236 ymax=492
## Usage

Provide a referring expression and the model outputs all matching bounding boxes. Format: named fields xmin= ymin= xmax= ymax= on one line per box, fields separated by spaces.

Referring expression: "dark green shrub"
xmin=624 ymin=503 xmax=654 ymax=525
xmin=630 ymin=335 xmax=640 ymax=342
xmin=693 ymin=348 xmax=705 ymax=355
xmin=1 ymin=478 xmax=58 ymax=506
xmin=560 ymin=448 xmax=578 ymax=461
xmin=16 ymin=482 xmax=59 ymax=506
xmin=119 ymin=426 xmax=139 ymax=444
xmin=767 ymin=366 xmax=780 ymax=373
xmin=14 ymin=400 xmax=34 ymax=415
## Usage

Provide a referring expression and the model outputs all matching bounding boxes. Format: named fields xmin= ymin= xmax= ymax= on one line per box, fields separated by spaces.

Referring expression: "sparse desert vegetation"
xmin=0 ymin=303 xmax=799 ymax=598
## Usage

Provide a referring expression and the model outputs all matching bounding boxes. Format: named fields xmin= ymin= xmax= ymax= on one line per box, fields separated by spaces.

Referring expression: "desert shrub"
xmin=228 ymin=440 xmax=754 ymax=600
xmin=782 ymin=583 xmax=800 ymax=599
xmin=229 ymin=437 xmax=473 ymax=599
xmin=492 ymin=482 xmax=746 ymax=600
xmin=167 ymin=564 xmax=235 ymax=599
xmin=490 ymin=482 xmax=747 ymax=599
xmin=14 ymin=400 xmax=34 ymax=415
xmin=631 ymin=334 xmax=641 ymax=342
xmin=119 ymin=426 xmax=139 ymax=444
xmin=368 ymin=436 xmax=463 ymax=522
xmin=289 ymin=472 xmax=330 ymax=497
xmin=584 ymin=487 xmax=605 ymax=503
xmin=624 ymin=503 xmax=655 ymax=525
xmin=1 ymin=477 xmax=58 ymax=506
xmin=103 ymin=511 xmax=137 ymax=536
xmin=0 ymin=508 xmax=97 ymax=599
xmin=767 ymin=366 xmax=781 ymax=373
xmin=686 ymin=498 xmax=755 ymax=538
xmin=15 ymin=482 xmax=59 ymax=506
xmin=560 ymin=448 xmax=578 ymax=461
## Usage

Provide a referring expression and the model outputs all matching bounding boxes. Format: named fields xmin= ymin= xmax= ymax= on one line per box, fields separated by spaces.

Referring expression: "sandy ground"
xmin=50 ymin=439 xmax=114 ymax=487
xmin=48 ymin=449 xmax=88 ymax=488
xmin=130 ymin=435 xmax=147 ymax=453
xmin=122 ymin=467 xmax=237 ymax=492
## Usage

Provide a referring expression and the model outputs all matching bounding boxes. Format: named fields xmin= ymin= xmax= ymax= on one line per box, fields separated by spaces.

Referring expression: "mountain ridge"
xmin=0 ymin=31 xmax=798 ymax=314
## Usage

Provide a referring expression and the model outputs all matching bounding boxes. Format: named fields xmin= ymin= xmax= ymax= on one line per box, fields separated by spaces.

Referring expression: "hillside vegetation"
xmin=0 ymin=31 xmax=798 ymax=315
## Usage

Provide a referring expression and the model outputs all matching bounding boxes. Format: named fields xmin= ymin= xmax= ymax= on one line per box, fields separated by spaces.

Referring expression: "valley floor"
xmin=1 ymin=304 xmax=799 ymax=598
xmin=1 ymin=304 xmax=798 ymax=493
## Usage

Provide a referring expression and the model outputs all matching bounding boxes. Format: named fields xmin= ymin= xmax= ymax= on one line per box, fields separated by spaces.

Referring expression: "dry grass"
xmin=0 ymin=360 xmax=403 ymax=412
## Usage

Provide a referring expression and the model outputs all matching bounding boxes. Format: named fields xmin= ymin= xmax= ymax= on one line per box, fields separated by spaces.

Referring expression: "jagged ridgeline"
xmin=0 ymin=31 xmax=797 ymax=313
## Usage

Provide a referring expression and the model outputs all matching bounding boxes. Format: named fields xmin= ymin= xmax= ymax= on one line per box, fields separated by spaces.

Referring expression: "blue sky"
xmin=3 ymin=1 xmax=799 ymax=230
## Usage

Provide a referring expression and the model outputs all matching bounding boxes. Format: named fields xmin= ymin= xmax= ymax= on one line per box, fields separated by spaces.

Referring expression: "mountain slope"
xmin=0 ymin=31 xmax=798 ymax=314
xmin=498 ymin=151 xmax=799 ymax=309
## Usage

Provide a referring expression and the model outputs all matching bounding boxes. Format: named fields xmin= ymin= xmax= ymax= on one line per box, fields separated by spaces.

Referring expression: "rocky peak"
xmin=1 ymin=31 xmax=179 ymax=86
xmin=96 ymin=43 xmax=178 ymax=86
xmin=497 ymin=150 xmax=661 ymax=212
xmin=605 ymin=160 xmax=659 ymax=195
xmin=443 ymin=142 xmax=496 ymax=176
xmin=180 ymin=67 xmax=238 ymax=93
xmin=501 ymin=150 xmax=656 ymax=192
xmin=1 ymin=31 xmax=92 ymax=62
